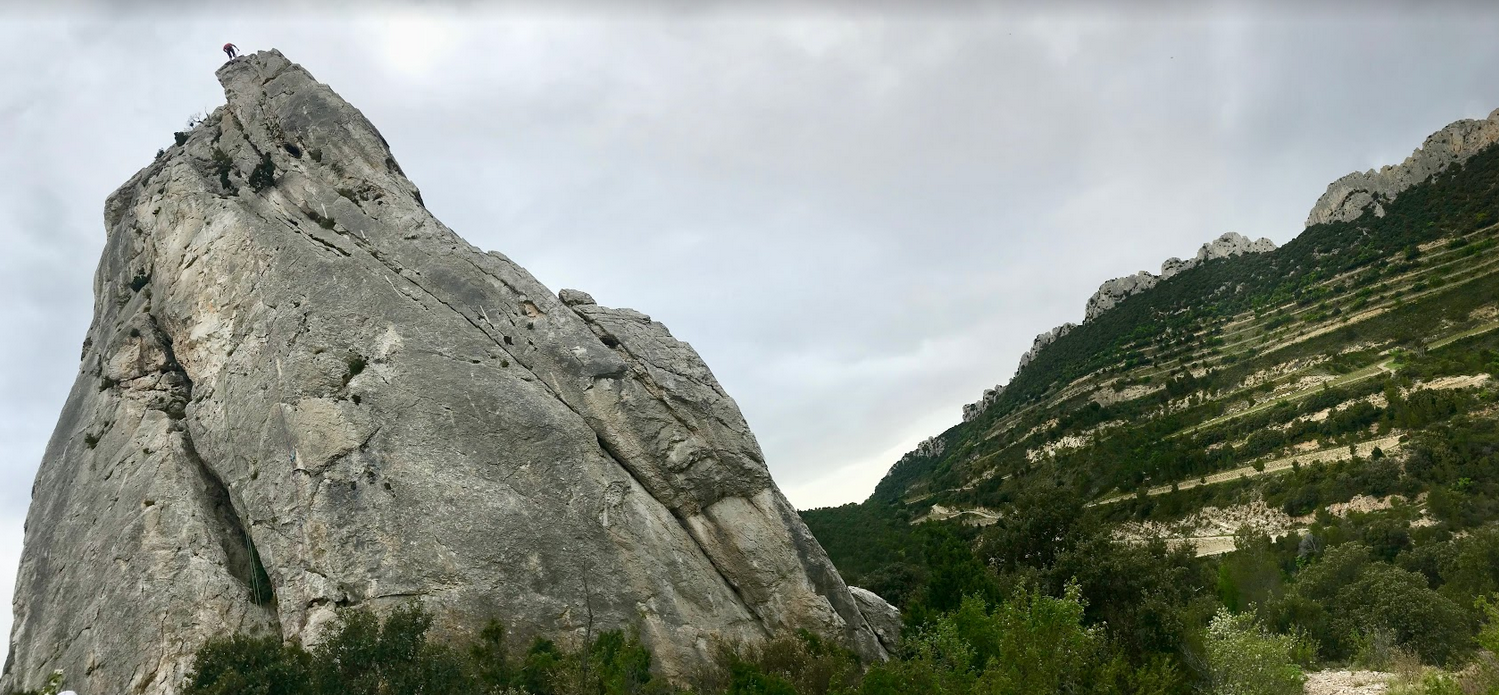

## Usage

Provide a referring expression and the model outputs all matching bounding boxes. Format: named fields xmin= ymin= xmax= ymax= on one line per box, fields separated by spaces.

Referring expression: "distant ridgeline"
xmin=804 ymin=107 xmax=1499 ymax=587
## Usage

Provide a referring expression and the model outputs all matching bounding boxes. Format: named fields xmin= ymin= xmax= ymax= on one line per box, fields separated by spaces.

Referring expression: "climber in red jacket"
xmin=223 ymin=43 xmax=239 ymax=60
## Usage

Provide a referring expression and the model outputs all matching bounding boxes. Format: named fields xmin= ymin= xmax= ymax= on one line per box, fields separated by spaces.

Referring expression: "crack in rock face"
xmin=1 ymin=49 xmax=890 ymax=694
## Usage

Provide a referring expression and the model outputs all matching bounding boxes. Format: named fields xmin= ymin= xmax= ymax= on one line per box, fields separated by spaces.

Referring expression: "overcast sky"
xmin=4 ymin=1 xmax=1499 ymax=645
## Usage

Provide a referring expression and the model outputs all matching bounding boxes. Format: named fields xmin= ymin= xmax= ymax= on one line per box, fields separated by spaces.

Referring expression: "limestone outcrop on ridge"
xmin=1305 ymin=108 xmax=1499 ymax=227
xmin=960 ymin=232 xmax=1275 ymax=423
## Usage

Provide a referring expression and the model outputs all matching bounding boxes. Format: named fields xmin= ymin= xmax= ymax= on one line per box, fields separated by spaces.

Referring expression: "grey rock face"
xmin=1015 ymin=322 xmax=1076 ymax=373
xmin=1159 ymin=232 xmax=1276 ymax=280
xmin=2 ymin=50 xmax=886 ymax=694
xmin=962 ymin=384 xmax=1005 ymax=423
xmin=1159 ymin=256 xmax=1194 ymax=278
xmin=912 ymin=436 xmax=945 ymax=460
xmin=847 ymin=587 xmax=900 ymax=652
xmin=1305 ymin=108 xmax=1499 ymax=227
xmin=558 ymin=288 xmax=596 ymax=307
xmin=960 ymin=322 xmax=1075 ymax=423
xmin=1084 ymin=271 xmax=1160 ymax=322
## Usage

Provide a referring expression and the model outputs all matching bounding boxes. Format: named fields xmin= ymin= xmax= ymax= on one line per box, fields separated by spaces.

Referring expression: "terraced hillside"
xmin=805 ymin=111 xmax=1499 ymax=576
xmin=791 ymin=110 xmax=1499 ymax=693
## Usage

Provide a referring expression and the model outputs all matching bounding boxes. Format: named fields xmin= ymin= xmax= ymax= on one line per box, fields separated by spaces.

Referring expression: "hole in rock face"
xmin=343 ymin=354 xmax=367 ymax=385
xmin=600 ymin=334 xmax=620 ymax=348
xmin=284 ymin=143 xmax=303 ymax=158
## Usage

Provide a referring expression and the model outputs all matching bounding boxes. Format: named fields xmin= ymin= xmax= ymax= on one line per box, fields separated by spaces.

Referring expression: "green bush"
xmin=248 ymin=154 xmax=277 ymax=192
xmin=1217 ymin=528 xmax=1286 ymax=613
xmin=714 ymin=631 xmax=859 ymax=695
xmin=1390 ymin=671 xmax=1463 ymax=695
xmin=212 ymin=147 xmax=235 ymax=193
xmin=180 ymin=605 xmax=669 ymax=695
xmin=1204 ymin=609 xmax=1306 ymax=695
xmin=726 ymin=662 xmax=799 ymax=695
xmin=1275 ymin=544 xmax=1472 ymax=665
xmin=6 ymin=670 xmax=66 ymax=695
xmin=972 ymin=584 xmax=1107 ymax=694
xmin=309 ymin=605 xmax=470 ymax=695
xmin=858 ymin=608 xmax=979 ymax=695
xmin=185 ymin=634 xmax=312 ymax=695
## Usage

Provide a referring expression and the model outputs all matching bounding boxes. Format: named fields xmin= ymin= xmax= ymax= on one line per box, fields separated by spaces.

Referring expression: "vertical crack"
xmin=178 ymin=428 xmax=278 ymax=612
xmin=594 ymin=436 xmax=769 ymax=637
xmin=154 ymin=316 xmax=281 ymax=622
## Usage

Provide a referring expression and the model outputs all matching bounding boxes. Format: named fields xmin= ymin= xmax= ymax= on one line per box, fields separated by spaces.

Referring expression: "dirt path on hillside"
xmin=1428 ymin=318 xmax=1499 ymax=349
xmin=1304 ymin=670 xmax=1390 ymax=694
xmin=1177 ymin=360 xmax=1395 ymax=437
xmin=913 ymin=504 xmax=1000 ymax=526
xmin=1094 ymin=435 xmax=1404 ymax=507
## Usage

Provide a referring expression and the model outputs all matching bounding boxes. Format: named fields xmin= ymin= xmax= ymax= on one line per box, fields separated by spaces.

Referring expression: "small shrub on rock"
xmin=248 ymin=154 xmax=276 ymax=193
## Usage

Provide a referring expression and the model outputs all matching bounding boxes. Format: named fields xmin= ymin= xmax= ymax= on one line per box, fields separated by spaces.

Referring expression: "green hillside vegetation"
xmin=801 ymin=140 xmax=1499 ymax=691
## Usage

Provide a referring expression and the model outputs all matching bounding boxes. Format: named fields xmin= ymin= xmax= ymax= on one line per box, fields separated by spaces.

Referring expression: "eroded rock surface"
xmin=2 ymin=50 xmax=887 ymax=694
xmin=1306 ymin=108 xmax=1499 ymax=227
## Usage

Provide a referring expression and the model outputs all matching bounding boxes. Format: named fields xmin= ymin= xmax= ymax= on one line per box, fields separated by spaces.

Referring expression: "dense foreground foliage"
xmin=19 ymin=442 xmax=1499 ymax=694
xmin=6 ymin=585 xmax=1284 ymax=695
xmin=804 ymin=448 xmax=1499 ymax=693
xmin=29 ymin=462 xmax=1495 ymax=695
xmin=123 ymin=585 xmax=1313 ymax=695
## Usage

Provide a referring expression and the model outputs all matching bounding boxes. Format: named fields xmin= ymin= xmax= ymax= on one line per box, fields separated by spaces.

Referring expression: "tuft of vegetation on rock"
xmin=248 ymin=154 xmax=276 ymax=193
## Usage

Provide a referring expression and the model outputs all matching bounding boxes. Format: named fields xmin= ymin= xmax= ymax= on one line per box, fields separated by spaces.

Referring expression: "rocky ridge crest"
xmin=1306 ymin=108 xmax=1499 ymax=227
xmin=959 ymin=232 xmax=1275 ymax=422
xmin=961 ymin=108 xmax=1499 ymax=425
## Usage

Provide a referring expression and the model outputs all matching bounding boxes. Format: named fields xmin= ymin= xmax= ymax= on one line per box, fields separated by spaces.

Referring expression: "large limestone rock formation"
xmin=1 ymin=50 xmax=891 ymax=694
xmin=1084 ymin=232 xmax=1277 ymax=325
xmin=1306 ymin=108 xmax=1499 ymax=227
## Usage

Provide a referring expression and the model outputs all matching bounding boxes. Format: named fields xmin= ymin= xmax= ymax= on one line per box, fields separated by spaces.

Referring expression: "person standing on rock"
xmin=223 ymin=43 xmax=239 ymax=61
